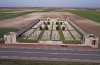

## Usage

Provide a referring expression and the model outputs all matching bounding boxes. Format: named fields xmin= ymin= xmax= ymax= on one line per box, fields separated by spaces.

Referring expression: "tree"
xmin=39 ymin=26 xmax=42 ymax=30
xmin=56 ymin=22 xmax=59 ymax=25
xmin=60 ymin=22 xmax=62 ymax=25
xmin=62 ymin=26 xmax=65 ymax=31
xmin=56 ymin=26 xmax=59 ymax=31
xmin=44 ymin=22 xmax=46 ymax=25
xmin=47 ymin=22 xmax=50 ymax=25
xmin=45 ymin=26 xmax=48 ymax=30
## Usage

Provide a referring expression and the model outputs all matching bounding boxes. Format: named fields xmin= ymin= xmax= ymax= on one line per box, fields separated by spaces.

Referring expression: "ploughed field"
xmin=20 ymin=19 xmax=82 ymax=44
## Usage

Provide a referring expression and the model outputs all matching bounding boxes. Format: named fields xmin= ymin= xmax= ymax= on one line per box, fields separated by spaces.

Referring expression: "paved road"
xmin=0 ymin=48 xmax=100 ymax=63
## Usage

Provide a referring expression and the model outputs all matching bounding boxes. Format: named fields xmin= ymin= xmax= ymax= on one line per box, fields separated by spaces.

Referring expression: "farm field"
xmin=0 ymin=11 xmax=35 ymax=20
xmin=0 ymin=8 xmax=54 ymax=37
xmin=68 ymin=10 xmax=100 ymax=23
xmin=0 ymin=9 xmax=50 ymax=20
xmin=66 ymin=10 xmax=100 ymax=47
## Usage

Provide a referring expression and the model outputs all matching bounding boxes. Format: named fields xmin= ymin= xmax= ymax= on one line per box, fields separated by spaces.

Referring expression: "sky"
xmin=0 ymin=0 xmax=100 ymax=8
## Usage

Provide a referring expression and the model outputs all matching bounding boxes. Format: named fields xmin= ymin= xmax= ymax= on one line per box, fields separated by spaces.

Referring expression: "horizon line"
xmin=0 ymin=7 xmax=100 ymax=9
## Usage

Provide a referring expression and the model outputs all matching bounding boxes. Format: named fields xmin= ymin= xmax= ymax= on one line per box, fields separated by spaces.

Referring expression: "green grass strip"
xmin=37 ymin=23 xmax=48 ymax=41
xmin=37 ymin=28 xmax=45 ymax=41
xmin=50 ymin=22 xmax=54 ymax=40
xmin=68 ymin=10 xmax=100 ymax=23
xmin=63 ymin=40 xmax=82 ymax=44
xmin=19 ymin=39 xmax=38 ymax=43
xmin=58 ymin=22 xmax=65 ymax=41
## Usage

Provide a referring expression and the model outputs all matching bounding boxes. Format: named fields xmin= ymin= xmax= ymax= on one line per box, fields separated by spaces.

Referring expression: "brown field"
xmin=0 ymin=12 xmax=74 ymax=29
xmin=0 ymin=8 xmax=100 ymax=48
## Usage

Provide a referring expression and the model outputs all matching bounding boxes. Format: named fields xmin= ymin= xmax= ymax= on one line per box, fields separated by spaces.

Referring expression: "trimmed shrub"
xmin=45 ymin=26 xmax=48 ymax=30
xmin=39 ymin=26 xmax=42 ymax=30
xmin=47 ymin=22 xmax=50 ymax=25
xmin=56 ymin=26 xmax=59 ymax=30
xmin=62 ymin=26 xmax=65 ymax=31
xmin=60 ymin=22 xmax=62 ymax=25
xmin=44 ymin=22 xmax=46 ymax=25
xmin=56 ymin=22 xmax=59 ymax=25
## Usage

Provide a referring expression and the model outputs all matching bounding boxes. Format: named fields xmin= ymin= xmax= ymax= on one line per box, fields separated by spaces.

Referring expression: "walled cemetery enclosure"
xmin=20 ymin=18 xmax=82 ymax=44
xmin=4 ymin=17 xmax=99 ymax=48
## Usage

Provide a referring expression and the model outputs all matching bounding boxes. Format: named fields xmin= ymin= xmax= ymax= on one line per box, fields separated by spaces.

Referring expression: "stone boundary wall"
xmin=16 ymin=19 xmax=40 ymax=38
xmin=68 ymin=19 xmax=87 ymax=35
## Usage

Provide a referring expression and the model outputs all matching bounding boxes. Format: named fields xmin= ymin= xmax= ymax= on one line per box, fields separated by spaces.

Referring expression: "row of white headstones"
xmin=22 ymin=19 xmax=81 ymax=41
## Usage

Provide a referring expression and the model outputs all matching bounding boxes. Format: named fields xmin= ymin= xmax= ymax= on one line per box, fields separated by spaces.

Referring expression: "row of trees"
xmin=43 ymin=22 xmax=63 ymax=25
xmin=56 ymin=26 xmax=65 ymax=31
xmin=44 ymin=22 xmax=50 ymax=25
xmin=39 ymin=26 xmax=49 ymax=30
xmin=39 ymin=26 xmax=65 ymax=31
xmin=56 ymin=22 xmax=63 ymax=25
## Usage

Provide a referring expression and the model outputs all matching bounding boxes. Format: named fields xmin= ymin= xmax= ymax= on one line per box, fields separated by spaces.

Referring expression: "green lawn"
xmin=19 ymin=39 xmax=38 ymax=43
xmin=63 ymin=40 xmax=82 ymax=44
xmin=50 ymin=22 xmax=54 ymax=40
xmin=37 ymin=23 xmax=47 ymax=40
xmin=0 ymin=59 xmax=99 ymax=65
xmin=0 ymin=28 xmax=17 ymax=38
xmin=69 ymin=10 xmax=100 ymax=23
xmin=58 ymin=23 xmax=65 ymax=41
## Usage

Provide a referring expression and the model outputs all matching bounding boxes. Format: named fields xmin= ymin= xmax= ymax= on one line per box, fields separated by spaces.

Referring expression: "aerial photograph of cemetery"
xmin=0 ymin=0 xmax=100 ymax=65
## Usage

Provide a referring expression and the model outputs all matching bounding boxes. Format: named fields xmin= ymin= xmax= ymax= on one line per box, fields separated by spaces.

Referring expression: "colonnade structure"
xmin=4 ymin=17 xmax=99 ymax=48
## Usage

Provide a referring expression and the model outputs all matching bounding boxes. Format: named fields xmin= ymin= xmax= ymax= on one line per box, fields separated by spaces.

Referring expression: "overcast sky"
xmin=0 ymin=0 xmax=100 ymax=8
